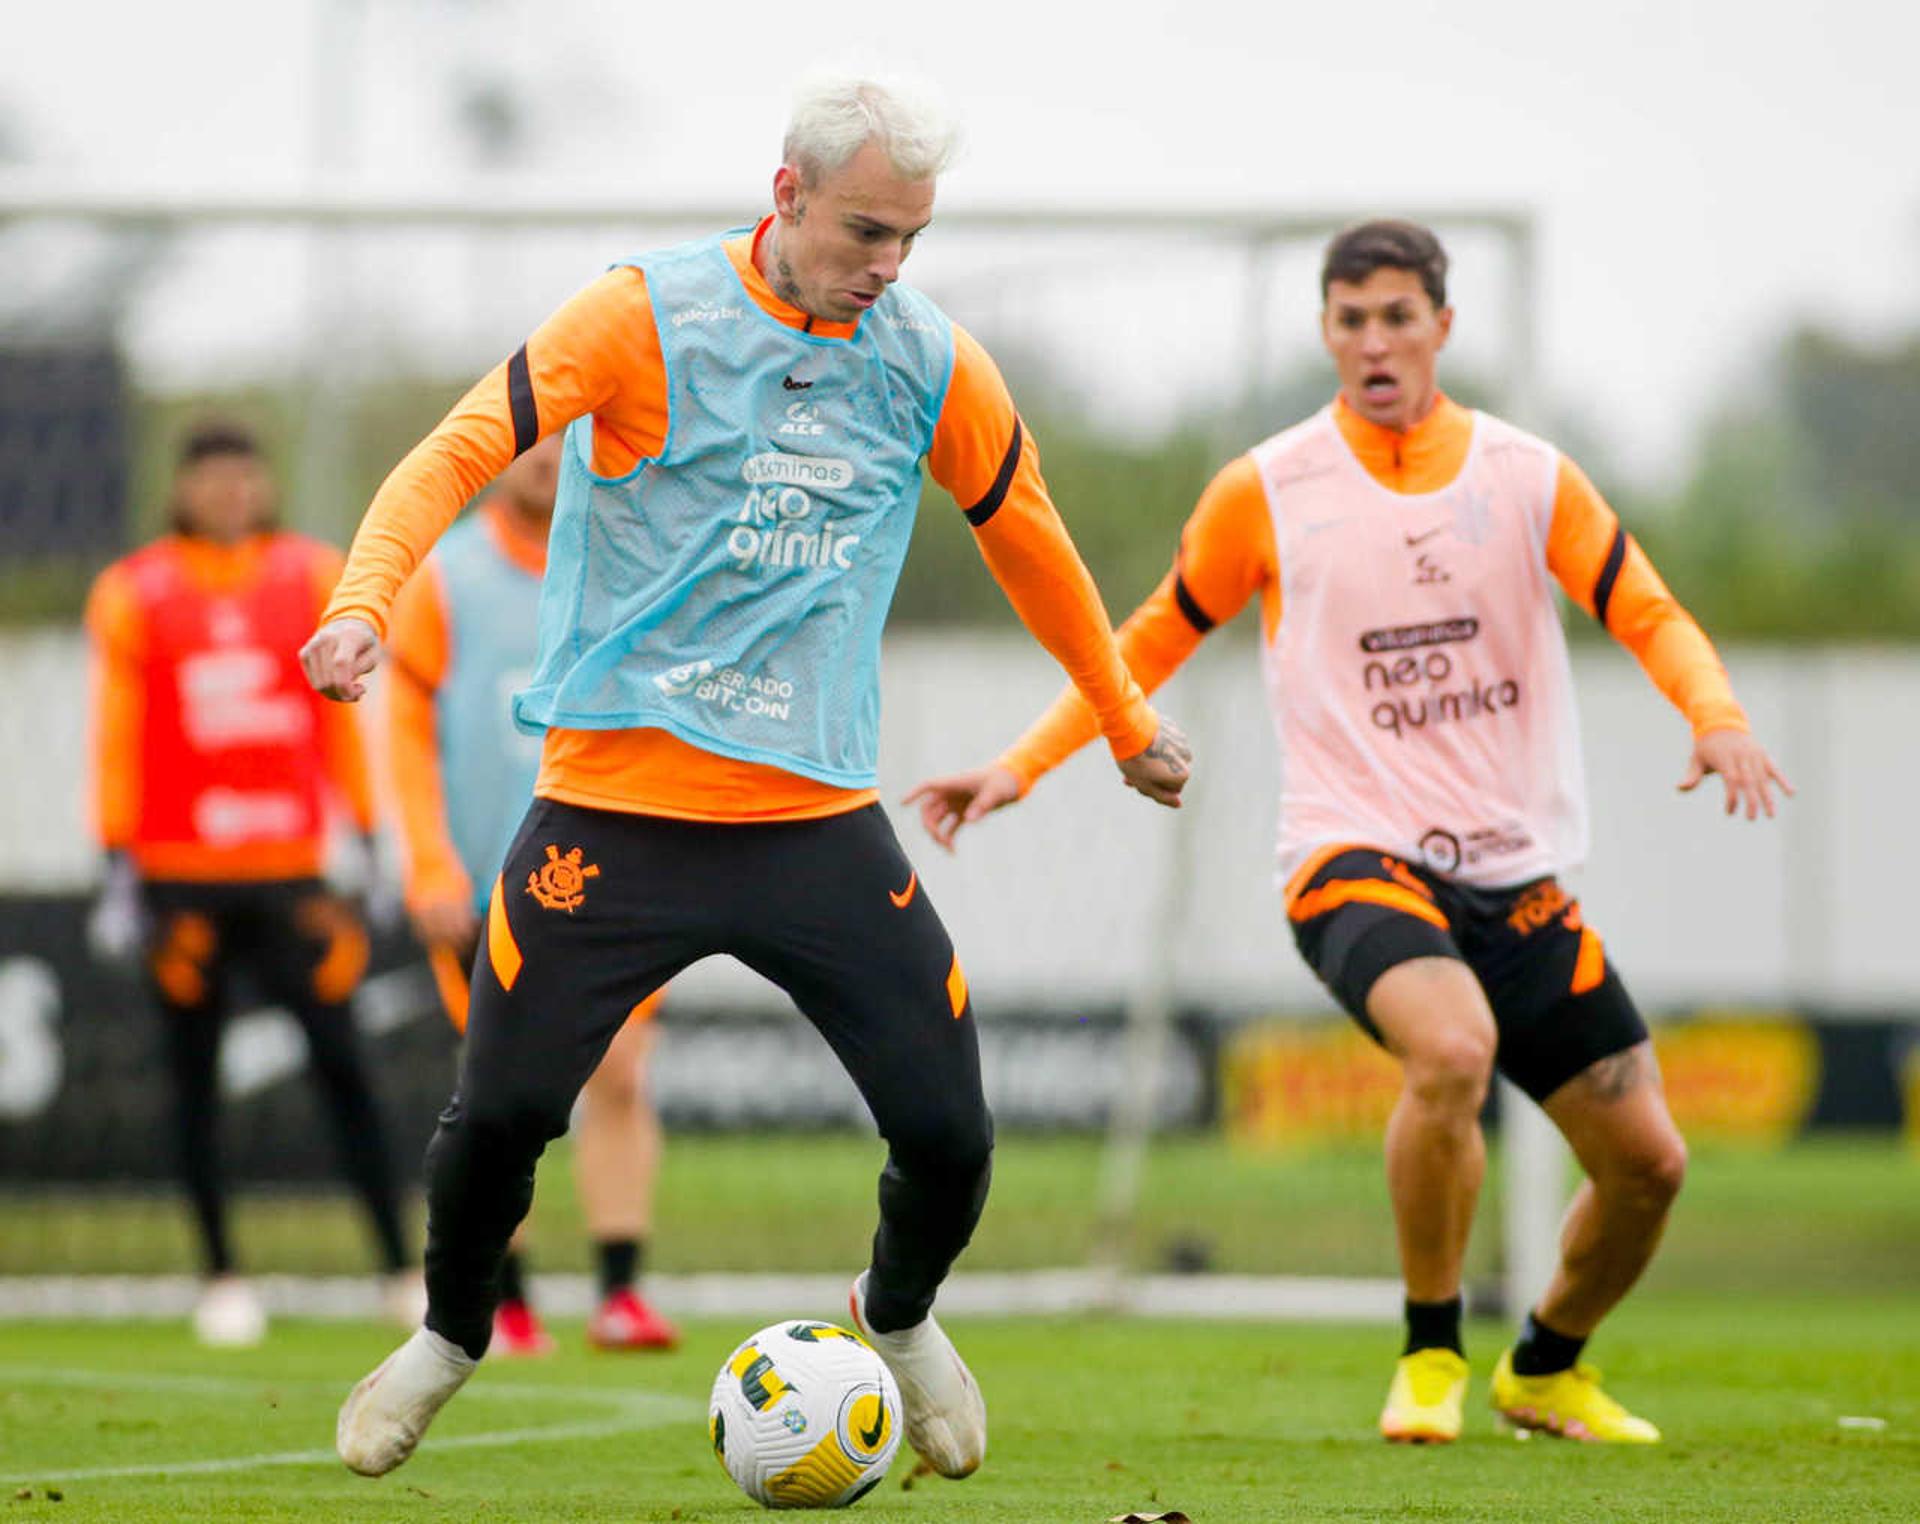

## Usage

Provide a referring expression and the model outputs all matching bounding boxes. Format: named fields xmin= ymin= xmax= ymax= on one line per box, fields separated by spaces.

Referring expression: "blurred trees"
xmin=1627 ymin=325 xmax=1920 ymax=642
xmin=3 ymin=320 xmax=1918 ymax=638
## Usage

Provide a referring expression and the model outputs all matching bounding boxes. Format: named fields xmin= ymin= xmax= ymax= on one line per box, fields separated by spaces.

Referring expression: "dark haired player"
xmin=85 ymin=420 xmax=413 ymax=1346
xmin=908 ymin=219 xmax=1790 ymax=1445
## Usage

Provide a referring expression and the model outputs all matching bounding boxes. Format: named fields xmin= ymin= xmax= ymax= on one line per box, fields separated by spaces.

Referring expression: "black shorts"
xmin=141 ymin=877 xmax=369 ymax=1015
xmin=462 ymin=797 xmax=988 ymax=1162
xmin=1286 ymin=845 xmax=1648 ymax=1103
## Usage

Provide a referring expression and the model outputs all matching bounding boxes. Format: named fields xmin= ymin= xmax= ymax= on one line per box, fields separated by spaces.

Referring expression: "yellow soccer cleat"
xmin=1490 ymin=1348 xmax=1661 ymax=1443
xmin=1380 ymin=1347 xmax=1470 ymax=1443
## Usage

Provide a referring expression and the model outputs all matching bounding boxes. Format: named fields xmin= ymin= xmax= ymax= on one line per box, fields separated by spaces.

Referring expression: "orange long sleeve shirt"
xmin=1000 ymin=393 xmax=1748 ymax=788
xmin=325 ymin=218 xmax=1156 ymax=822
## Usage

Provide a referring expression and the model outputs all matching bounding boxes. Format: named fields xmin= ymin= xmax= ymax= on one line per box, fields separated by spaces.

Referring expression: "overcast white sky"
xmin=3 ymin=0 xmax=1917 ymax=490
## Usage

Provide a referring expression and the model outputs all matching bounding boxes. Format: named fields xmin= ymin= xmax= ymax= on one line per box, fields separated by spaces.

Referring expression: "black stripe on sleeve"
xmin=506 ymin=345 xmax=539 ymax=457
xmin=962 ymin=417 xmax=1024 ymax=528
xmin=1173 ymin=573 xmax=1217 ymax=634
xmin=1592 ymin=527 xmax=1629 ymax=631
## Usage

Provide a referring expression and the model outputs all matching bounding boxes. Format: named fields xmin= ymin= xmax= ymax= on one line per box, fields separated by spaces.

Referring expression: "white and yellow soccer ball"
xmin=709 ymin=1320 xmax=902 ymax=1509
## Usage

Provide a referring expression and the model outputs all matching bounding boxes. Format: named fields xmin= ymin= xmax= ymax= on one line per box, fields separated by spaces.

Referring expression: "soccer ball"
xmin=709 ymin=1320 xmax=902 ymax=1508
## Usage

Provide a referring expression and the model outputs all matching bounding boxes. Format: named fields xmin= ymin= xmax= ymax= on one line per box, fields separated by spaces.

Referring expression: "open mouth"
xmin=1363 ymin=370 xmax=1399 ymax=401
xmin=844 ymin=290 xmax=880 ymax=310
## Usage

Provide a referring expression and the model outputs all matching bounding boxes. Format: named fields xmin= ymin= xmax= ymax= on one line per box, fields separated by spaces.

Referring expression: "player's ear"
xmin=1434 ymin=306 xmax=1455 ymax=348
xmin=772 ymin=165 xmax=802 ymax=220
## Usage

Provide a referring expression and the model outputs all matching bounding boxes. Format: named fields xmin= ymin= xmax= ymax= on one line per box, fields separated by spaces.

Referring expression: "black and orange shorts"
xmin=1285 ymin=845 xmax=1648 ymax=1102
xmin=142 ymin=877 xmax=369 ymax=1014
xmin=452 ymin=797 xmax=988 ymax=1163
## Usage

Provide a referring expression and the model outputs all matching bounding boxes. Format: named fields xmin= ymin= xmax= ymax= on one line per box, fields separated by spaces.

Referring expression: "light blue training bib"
xmin=512 ymin=231 xmax=955 ymax=788
xmin=431 ymin=512 xmax=544 ymax=912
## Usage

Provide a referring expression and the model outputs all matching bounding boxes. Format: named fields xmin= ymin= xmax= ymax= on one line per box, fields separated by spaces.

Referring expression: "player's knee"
xmin=1595 ymin=1127 xmax=1687 ymax=1213
xmin=1404 ymin=1028 xmax=1496 ymax=1111
xmin=583 ymin=1057 xmax=642 ymax=1113
xmin=462 ymin=1088 xmax=575 ymax=1156
xmin=888 ymin=1108 xmax=993 ymax=1184
xmin=1625 ymin=1132 xmax=1687 ymax=1208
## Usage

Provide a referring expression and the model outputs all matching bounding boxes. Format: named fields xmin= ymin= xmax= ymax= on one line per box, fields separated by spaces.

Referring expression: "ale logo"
xmin=526 ymin=845 xmax=600 ymax=912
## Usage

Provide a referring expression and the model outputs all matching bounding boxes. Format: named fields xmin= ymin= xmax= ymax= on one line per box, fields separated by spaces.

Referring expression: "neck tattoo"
xmin=767 ymin=212 xmax=808 ymax=310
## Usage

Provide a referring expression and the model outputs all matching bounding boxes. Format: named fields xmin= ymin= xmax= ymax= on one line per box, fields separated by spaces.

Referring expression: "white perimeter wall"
xmin=4 ymin=629 xmax=1913 ymax=1014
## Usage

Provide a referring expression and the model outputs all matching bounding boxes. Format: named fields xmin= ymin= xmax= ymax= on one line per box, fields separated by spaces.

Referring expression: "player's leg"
xmin=253 ymin=885 xmax=412 ymax=1295
xmin=142 ymin=885 xmax=261 ymax=1345
xmin=339 ymin=801 xmax=694 ymax=1476
xmin=1288 ymin=847 xmax=1483 ymax=1440
xmin=427 ymin=934 xmax=550 ymax=1354
xmin=578 ymin=995 xmax=677 ymax=1349
xmin=421 ymin=812 xmax=689 ymax=1358
xmin=730 ymin=805 xmax=991 ymax=1478
xmin=1370 ymin=959 xmax=1498 ymax=1314
xmin=1472 ymin=890 xmax=1669 ymax=1442
xmin=1537 ymin=1041 xmax=1685 ymax=1340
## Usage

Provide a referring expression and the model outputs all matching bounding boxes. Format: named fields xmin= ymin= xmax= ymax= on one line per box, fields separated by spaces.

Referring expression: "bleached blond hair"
xmin=782 ymin=69 xmax=962 ymax=184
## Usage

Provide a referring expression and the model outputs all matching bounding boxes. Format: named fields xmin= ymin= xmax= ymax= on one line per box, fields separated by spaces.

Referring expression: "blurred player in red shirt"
xmin=85 ymin=420 xmax=414 ymax=1345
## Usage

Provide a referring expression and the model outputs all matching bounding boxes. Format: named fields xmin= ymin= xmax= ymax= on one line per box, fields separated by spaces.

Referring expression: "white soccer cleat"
xmin=848 ymin=1271 xmax=986 ymax=1478
xmin=193 ymin=1276 xmax=267 ymax=1348
xmin=336 ymin=1327 xmax=476 ymax=1477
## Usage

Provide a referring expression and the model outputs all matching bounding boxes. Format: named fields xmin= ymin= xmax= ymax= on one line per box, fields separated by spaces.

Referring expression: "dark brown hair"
xmin=177 ymin=417 xmax=261 ymax=468
xmin=1320 ymin=220 xmax=1449 ymax=310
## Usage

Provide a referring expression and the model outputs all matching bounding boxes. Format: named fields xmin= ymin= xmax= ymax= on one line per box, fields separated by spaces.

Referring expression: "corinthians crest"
xmin=526 ymin=844 xmax=600 ymax=911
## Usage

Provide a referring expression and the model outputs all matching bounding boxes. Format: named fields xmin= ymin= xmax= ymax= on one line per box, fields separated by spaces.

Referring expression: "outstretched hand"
xmin=1117 ymin=717 xmax=1193 ymax=807
xmin=300 ymin=617 xmax=382 ymax=702
xmin=903 ymin=765 xmax=1025 ymax=852
xmin=1678 ymin=727 xmax=1793 ymax=820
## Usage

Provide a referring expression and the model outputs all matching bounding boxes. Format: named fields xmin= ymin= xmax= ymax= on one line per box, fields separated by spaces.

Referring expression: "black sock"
xmin=1403 ymin=1295 xmax=1464 ymax=1356
xmin=1511 ymin=1311 xmax=1586 ymax=1376
xmin=597 ymin=1238 xmax=641 ymax=1298
xmin=496 ymin=1249 xmax=528 ymax=1306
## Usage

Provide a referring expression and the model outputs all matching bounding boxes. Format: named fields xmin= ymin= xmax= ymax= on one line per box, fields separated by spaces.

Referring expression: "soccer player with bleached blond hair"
xmin=304 ymin=68 xmax=1192 ymax=1481
xmin=908 ymin=218 xmax=1790 ymax=1448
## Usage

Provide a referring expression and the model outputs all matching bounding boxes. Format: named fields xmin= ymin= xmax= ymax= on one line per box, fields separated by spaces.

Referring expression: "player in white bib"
xmin=908 ymin=220 xmax=1790 ymax=1445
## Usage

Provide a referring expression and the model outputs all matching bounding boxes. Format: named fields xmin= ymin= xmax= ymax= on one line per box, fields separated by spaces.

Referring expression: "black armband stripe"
xmin=1592 ymin=526 xmax=1629 ymax=631
xmin=963 ymin=417 xmax=1024 ymax=528
xmin=1173 ymin=573 xmax=1217 ymax=633
xmin=507 ymin=345 xmax=539 ymax=457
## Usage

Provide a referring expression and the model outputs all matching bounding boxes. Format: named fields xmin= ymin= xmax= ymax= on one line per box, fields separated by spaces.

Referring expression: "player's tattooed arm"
xmin=1116 ymin=717 xmax=1193 ymax=807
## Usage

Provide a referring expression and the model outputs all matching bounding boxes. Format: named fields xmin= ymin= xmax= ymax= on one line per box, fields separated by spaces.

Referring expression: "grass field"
xmin=7 ymin=1133 xmax=1920 ymax=1295
xmin=2 ymin=1296 xmax=1916 ymax=1521
xmin=2 ymin=1134 xmax=1916 ymax=1519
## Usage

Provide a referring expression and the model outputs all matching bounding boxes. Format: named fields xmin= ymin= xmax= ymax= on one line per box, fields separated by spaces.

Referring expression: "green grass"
xmin=1 ymin=1297 xmax=1916 ymax=1521
xmin=6 ymin=1134 xmax=1918 ymax=1297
